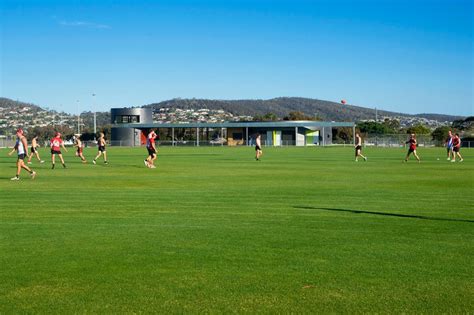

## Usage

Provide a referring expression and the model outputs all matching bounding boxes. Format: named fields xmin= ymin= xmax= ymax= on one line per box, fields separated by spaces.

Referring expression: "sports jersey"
xmin=146 ymin=132 xmax=156 ymax=148
xmin=453 ymin=136 xmax=460 ymax=148
xmin=16 ymin=137 xmax=26 ymax=155
xmin=408 ymin=139 xmax=416 ymax=150
xmin=50 ymin=137 xmax=63 ymax=152
xmin=446 ymin=135 xmax=453 ymax=148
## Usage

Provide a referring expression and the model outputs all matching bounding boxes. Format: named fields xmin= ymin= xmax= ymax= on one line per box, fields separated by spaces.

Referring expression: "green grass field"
xmin=0 ymin=146 xmax=473 ymax=313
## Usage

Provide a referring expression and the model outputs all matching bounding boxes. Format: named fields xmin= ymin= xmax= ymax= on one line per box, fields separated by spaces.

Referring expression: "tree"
xmin=431 ymin=126 xmax=452 ymax=142
xmin=80 ymin=132 xmax=97 ymax=141
xmin=357 ymin=121 xmax=392 ymax=134
xmin=452 ymin=117 xmax=474 ymax=131
xmin=283 ymin=111 xmax=314 ymax=121
xmin=383 ymin=118 xmax=401 ymax=133
xmin=333 ymin=127 xmax=353 ymax=143
xmin=254 ymin=113 xmax=278 ymax=121
xmin=406 ymin=124 xmax=431 ymax=135
xmin=26 ymin=125 xmax=74 ymax=141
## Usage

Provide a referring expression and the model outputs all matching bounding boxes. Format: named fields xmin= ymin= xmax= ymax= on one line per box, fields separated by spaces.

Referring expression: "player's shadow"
xmin=294 ymin=206 xmax=474 ymax=223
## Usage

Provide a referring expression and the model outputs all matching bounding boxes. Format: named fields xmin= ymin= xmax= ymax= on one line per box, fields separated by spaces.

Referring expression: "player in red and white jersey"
xmin=404 ymin=133 xmax=420 ymax=162
xmin=144 ymin=130 xmax=157 ymax=168
xmin=451 ymin=133 xmax=464 ymax=162
xmin=8 ymin=128 xmax=36 ymax=180
xmin=50 ymin=132 xmax=68 ymax=169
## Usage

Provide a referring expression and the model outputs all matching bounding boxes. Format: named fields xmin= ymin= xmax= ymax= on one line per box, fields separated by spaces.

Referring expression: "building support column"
xmin=322 ymin=127 xmax=325 ymax=146
xmin=295 ymin=127 xmax=298 ymax=146
xmin=196 ymin=127 xmax=200 ymax=147
xmin=353 ymin=125 xmax=356 ymax=146
xmin=221 ymin=128 xmax=224 ymax=146
xmin=246 ymin=127 xmax=249 ymax=146
xmin=172 ymin=127 xmax=175 ymax=146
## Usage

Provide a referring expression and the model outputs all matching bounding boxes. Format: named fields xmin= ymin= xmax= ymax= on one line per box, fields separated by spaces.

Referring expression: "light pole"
xmin=76 ymin=100 xmax=81 ymax=134
xmin=59 ymin=104 xmax=63 ymax=127
xmin=92 ymin=93 xmax=97 ymax=135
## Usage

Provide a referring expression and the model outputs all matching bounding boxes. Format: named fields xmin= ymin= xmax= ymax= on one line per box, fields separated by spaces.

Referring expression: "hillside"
xmin=145 ymin=97 xmax=464 ymax=122
xmin=0 ymin=97 xmax=465 ymax=136
xmin=0 ymin=97 xmax=110 ymax=135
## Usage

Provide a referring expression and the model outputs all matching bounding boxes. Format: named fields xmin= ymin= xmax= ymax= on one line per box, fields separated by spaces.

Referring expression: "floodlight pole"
xmin=76 ymin=100 xmax=80 ymax=134
xmin=59 ymin=104 xmax=63 ymax=127
xmin=92 ymin=93 xmax=97 ymax=134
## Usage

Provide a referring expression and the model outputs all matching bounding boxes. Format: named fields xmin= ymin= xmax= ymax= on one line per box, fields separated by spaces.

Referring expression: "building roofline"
xmin=112 ymin=121 xmax=355 ymax=129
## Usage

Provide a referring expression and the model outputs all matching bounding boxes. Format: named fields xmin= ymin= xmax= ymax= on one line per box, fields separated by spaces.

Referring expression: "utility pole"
xmin=375 ymin=107 xmax=378 ymax=122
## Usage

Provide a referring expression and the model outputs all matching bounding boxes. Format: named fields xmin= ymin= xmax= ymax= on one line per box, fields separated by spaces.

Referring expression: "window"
xmin=116 ymin=115 xmax=140 ymax=124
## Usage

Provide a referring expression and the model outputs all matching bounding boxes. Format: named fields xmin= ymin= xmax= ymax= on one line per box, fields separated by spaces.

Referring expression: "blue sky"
xmin=1 ymin=0 xmax=472 ymax=115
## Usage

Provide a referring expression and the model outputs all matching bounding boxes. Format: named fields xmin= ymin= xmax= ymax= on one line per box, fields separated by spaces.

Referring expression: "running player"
xmin=145 ymin=129 xmax=157 ymax=168
xmin=74 ymin=134 xmax=87 ymax=163
xmin=354 ymin=133 xmax=367 ymax=162
xmin=27 ymin=135 xmax=44 ymax=164
xmin=8 ymin=129 xmax=36 ymax=180
xmin=404 ymin=133 xmax=420 ymax=162
xmin=92 ymin=132 xmax=108 ymax=164
xmin=445 ymin=130 xmax=454 ymax=161
xmin=451 ymin=133 xmax=464 ymax=162
xmin=255 ymin=134 xmax=263 ymax=161
xmin=50 ymin=132 xmax=68 ymax=169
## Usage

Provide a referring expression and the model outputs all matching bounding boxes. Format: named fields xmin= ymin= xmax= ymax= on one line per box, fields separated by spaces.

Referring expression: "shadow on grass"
xmin=162 ymin=153 xmax=223 ymax=157
xmin=294 ymin=206 xmax=474 ymax=223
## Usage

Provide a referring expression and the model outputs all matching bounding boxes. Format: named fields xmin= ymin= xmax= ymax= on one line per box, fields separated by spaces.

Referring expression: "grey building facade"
xmin=111 ymin=108 xmax=153 ymax=146
xmin=111 ymin=107 xmax=355 ymax=147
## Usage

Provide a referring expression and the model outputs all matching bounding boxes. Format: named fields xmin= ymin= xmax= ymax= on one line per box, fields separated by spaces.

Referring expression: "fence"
xmin=364 ymin=134 xmax=436 ymax=148
xmin=1 ymin=137 xmax=473 ymax=149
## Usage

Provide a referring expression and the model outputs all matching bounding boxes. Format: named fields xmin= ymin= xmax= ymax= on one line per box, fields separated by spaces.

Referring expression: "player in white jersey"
xmin=8 ymin=129 xmax=36 ymax=180
xmin=255 ymin=134 xmax=263 ymax=161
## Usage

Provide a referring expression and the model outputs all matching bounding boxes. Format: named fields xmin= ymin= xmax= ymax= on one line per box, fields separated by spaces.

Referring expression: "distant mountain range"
xmin=145 ymin=97 xmax=464 ymax=122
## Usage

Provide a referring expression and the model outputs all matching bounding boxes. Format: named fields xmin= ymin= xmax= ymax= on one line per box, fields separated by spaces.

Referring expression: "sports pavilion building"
xmin=111 ymin=108 xmax=356 ymax=147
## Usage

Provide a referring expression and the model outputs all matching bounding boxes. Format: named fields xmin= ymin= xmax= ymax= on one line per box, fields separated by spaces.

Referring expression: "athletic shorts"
xmin=31 ymin=147 xmax=36 ymax=153
xmin=147 ymin=147 xmax=156 ymax=156
xmin=51 ymin=150 xmax=61 ymax=155
xmin=98 ymin=146 xmax=106 ymax=152
xmin=453 ymin=147 xmax=460 ymax=153
xmin=77 ymin=147 xmax=83 ymax=154
xmin=255 ymin=145 xmax=262 ymax=151
xmin=355 ymin=145 xmax=362 ymax=152
xmin=17 ymin=154 xmax=26 ymax=160
xmin=408 ymin=148 xmax=415 ymax=154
